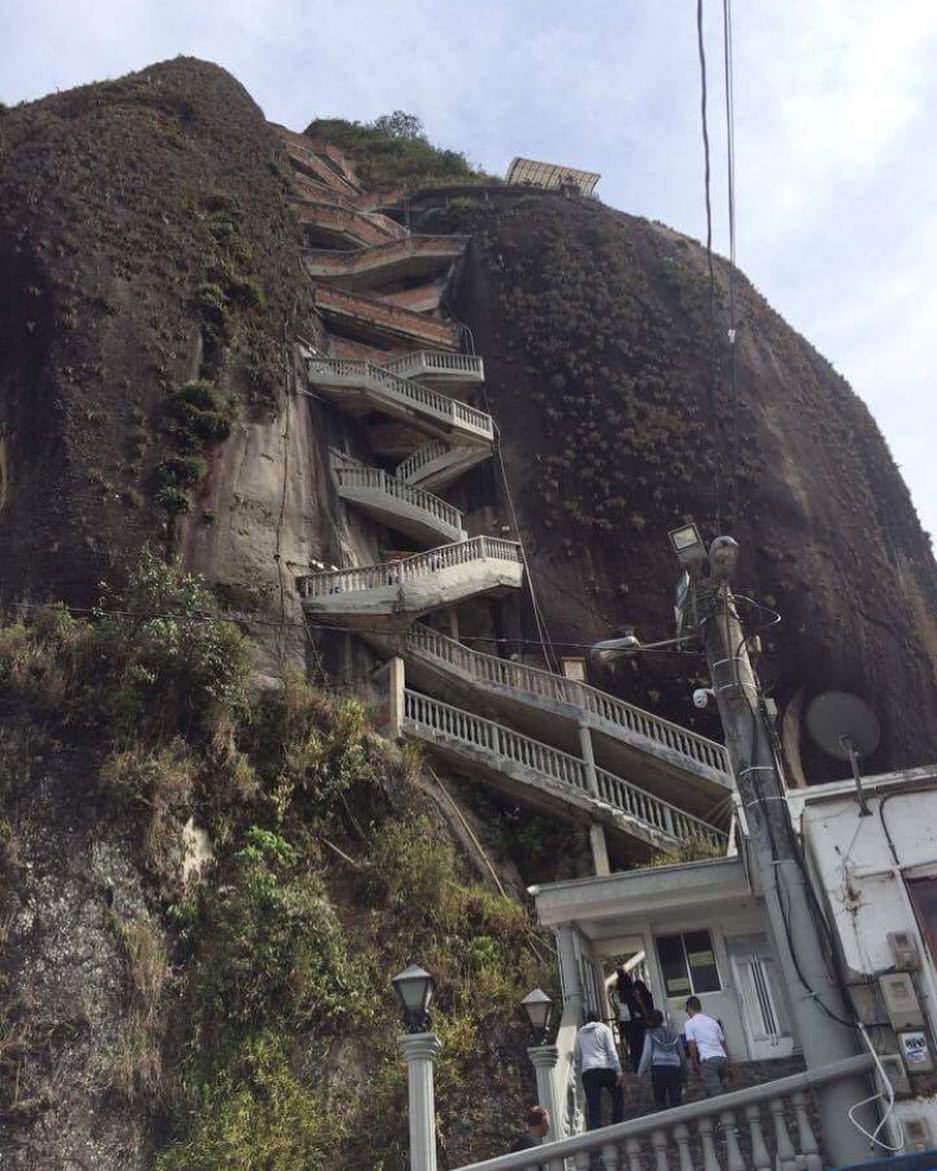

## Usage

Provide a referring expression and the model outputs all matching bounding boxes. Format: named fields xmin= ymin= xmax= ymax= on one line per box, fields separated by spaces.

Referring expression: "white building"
xmin=530 ymin=762 xmax=937 ymax=1153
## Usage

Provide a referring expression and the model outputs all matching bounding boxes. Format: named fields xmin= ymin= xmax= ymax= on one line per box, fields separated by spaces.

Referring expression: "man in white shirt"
xmin=683 ymin=996 xmax=731 ymax=1097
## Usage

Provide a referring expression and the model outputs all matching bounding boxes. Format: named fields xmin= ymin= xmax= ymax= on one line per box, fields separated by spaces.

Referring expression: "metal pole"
xmin=698 ymin=574 xmax=873 ymax=1168
xmin=399 ymin=1032 xmax=443 ymax=1171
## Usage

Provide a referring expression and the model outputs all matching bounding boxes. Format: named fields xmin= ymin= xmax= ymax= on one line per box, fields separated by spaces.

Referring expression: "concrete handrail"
xmin=407 ymin=624 xmax=730 ymax=780
xmin=313 ymin=286 xmax=461 ymax=347
xmin=384 ymin=350 xmax=485 ymax=381
xmin=451 ymin=1054 xmax=874 ymax=1171
xmin=403 ymin=690 xmax=726 ymax=847
xmin=396 ymin=441 xmax=453 ymax=482
xmin=297 ymin=536 xmax=522 ymax=598
xmin=335 ymin=466 xmax=464 ymax=531
xmin=307 ymin=356 xmax=494 ymax=439
xmin=305 ymin=235 xmax=467 ymax=273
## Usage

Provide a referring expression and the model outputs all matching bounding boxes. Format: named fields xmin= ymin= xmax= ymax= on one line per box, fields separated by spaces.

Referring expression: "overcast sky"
xmin=2 ymin=0 xmax=935 ymax=546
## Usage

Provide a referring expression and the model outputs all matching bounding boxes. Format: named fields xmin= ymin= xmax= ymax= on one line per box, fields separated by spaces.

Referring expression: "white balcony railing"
xmin=407 ymin=624 xmax=731 ymax=781
xmin=403 ymin=690 xmax=727 ymax=848
xmin=334 ymin=465 xmax=464 ymax=535
xmin=296 ymin=536 xmax=522 ymax=599
xmin=452 ymin=1054 xmax=873 ymax=1171
xmin=384 ymin=350 xmax=485 ymax=383
xmin=307 ymin=357 xmax=494 ymax=441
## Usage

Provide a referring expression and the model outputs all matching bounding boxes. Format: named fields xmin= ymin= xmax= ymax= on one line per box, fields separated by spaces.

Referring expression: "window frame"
xmin=654 ymin=928 xmax=722 ymax=998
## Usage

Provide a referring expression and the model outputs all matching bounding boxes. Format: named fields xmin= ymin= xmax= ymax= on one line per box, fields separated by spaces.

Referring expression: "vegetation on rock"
xmin=304 ymin=110 xmax=499 ymax=190
xmin=0 ymin=552 xmax=550 ymax=1169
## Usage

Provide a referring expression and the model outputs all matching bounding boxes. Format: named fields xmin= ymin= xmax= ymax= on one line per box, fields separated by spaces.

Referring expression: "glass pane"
xmin=907 ymin=878 xmax=937 ymax=960
xmin=684 ymin=929 xmax=720 ymax=993
xmin=656 ymin=934 xmax=691 ymax=997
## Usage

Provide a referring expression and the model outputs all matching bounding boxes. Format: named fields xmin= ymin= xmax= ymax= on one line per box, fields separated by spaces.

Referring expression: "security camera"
xmin=692 ymin=688 xmax=715 ymax=709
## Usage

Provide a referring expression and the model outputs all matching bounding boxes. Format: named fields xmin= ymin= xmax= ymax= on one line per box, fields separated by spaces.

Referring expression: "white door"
xmin=727 ymin=934 xmax=795 ymax=1060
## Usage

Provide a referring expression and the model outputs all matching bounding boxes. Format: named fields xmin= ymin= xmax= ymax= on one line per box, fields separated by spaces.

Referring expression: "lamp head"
xmin=708 ymin=535 xmax=739 ymax=581
xmin=591 ymin=628 xmax=641 ymax=662
xmin=521 ymin=988 xmax=553 ymax=1044
xmin=392 ymin=964 xmax=436 ymax=1033
xmin=668 ymin=522 xmax=708 ymax=572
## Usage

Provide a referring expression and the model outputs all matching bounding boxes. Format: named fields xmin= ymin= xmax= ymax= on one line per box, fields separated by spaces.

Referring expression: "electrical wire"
xmin=722 ymin=0 xmax=741 ymax=529
xmin=696 ymin=0 xmax=723 ymax=532
xmin=850 ymin=1022 xmax=905 ymax=1153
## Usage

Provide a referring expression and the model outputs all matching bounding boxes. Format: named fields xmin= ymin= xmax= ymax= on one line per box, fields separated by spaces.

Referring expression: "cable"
xmin=722 ymin=0 xmax=741 ymax=529
xmin=850 ymin=1022 xmax=905 ymax=1152
xmin=493 ymin=423 xmax=559 ymax=673
xmin=696 ymin=0 xmax=722 ymax=532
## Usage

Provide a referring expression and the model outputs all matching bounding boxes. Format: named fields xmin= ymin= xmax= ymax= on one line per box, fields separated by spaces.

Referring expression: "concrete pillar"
xmin=445 ymin=606 xmax=460 ymax=641
xmin=588 ymin=821 xmax=611 ymax=877
xmin=398 ymin=1032 xmax=442 ymax=1171
xmin=555 ymin=925 xmax=584 ymax=1020
xmin=386 ymin=655 xmax=405 ymax=735
xmin=527 ymin=1045 xmax=561 ymax=1141
xmin=577 ymin=722 xmax=599 ymax=796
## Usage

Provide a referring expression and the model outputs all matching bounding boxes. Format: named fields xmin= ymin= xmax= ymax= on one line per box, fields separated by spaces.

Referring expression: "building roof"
xmin=505 ymin=156 xmax=600 ymax=195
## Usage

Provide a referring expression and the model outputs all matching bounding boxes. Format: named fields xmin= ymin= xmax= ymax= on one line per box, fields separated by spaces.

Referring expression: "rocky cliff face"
xmin=2 ymin=54 xmax=937 ymax=1171
xmin=410 ymin=191 xmax=937 ymax=780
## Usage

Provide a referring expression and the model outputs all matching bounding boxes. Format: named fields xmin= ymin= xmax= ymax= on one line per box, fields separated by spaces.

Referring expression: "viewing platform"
xmin=296 ymin=536 xmax=523 ymax=629
xmin=383 ymin=350 xmax=485 ymax=392
xmin=294 ymin=200 xmax=405 ymax=249
xmin=313 ymin=286 xmax=461 ymax=350
xmin=395 ymin=439 xmax=492 ymax=492
xmin=404 ymin=623 xmax=732 ymax=818
xmin=334 ymin=464 xmax=466 ymax=547
xmin=306 ymin=356 xmax=493 ymax=446
xmin=402 ymin=690 xmax=728 ymax=858
xmin=304 ymin=235 xmax=467 ymax=291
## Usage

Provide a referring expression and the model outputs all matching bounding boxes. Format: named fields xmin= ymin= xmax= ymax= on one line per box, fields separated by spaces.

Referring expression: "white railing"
xmin=335 ymin=465 xmax=464 ymax=533
xmin=452 ymin=1054 xmax=873 ymax=1171
xmin=396 ymin=441 xmax=458 ymax=482
xmin=407 ymin=624 xmax=731 ymax=781
xmin=307 ymin=357 xmax=494 ymax=440
xmin=384 ymin=350 xmax=486 ymax=382
xmin=305 ymin=235 xmax=465 ymax=274
xmin=403 ymin=691 xmax=726 ymax=847
xmin=297 ymin=536 xmax=522 ymax=598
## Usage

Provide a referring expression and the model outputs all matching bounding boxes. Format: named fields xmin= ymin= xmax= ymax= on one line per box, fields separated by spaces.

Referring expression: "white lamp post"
xmin=394 ymin=965 xmax=442 ymax=1171
xmin=521 ymin=988 xmax=561 ymax=1142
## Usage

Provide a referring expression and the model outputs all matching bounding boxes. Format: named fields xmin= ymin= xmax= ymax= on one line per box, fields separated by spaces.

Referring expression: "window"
xmin=655 ymin=930 xmax=721 ymax=997
xmin=907 ymin=877 xmax=937 ymax=961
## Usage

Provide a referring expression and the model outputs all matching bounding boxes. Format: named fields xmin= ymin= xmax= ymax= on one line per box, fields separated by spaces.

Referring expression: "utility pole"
xmin=695 ymin=538 xmax=874 ymax=1168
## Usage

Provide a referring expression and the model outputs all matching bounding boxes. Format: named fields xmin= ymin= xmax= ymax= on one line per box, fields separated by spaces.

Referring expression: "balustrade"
xmin=402 ymin=690 xmax=724 ymax=847
xmin=449 ymin=1055 xmax=872 ymax=1171
xmin=406 ymin=624 xmax=730 ymax=782
xmin=297 ymin=536 xmax=522 ymax=599
xmin=335 ymin=465 xmax=464 ymax=533
xmin=307 ymin=355 xmax=494 ymax=439
xmin=384 ymin=350 xmax=485 ymax=382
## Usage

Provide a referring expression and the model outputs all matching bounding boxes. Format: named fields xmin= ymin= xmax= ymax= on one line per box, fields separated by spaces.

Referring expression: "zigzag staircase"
xmin=276 ymin=122 xmax=733 ymax=869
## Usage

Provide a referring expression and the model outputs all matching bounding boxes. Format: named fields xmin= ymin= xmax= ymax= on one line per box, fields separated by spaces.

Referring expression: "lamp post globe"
xmin=709 ymin=535 xmax=739 ymax=581
xmin=393 ymin=964 xmax=436 ymax=1033
xmin=520 ymin=987 xmax=552 ymax=1045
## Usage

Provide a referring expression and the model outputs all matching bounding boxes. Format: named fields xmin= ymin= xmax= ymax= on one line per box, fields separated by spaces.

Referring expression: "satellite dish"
xmin=806 ymin=692 xmax=881 ymax=762
xmin=805 ymin=691 xmax=880 ymax=817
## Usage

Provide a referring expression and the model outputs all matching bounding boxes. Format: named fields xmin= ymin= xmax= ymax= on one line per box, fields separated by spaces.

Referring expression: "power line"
xmin=696 ymin=0 xmax=723 ymax=533
xmin=722 ymin=0 xmax=741 ymax=529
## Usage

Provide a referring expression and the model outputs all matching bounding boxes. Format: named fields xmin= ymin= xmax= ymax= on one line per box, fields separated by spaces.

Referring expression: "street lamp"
xmin=393 ymin=965 xmax=442 ymax=1171
xmin=520 ymin=988 xmax=553 ymax=1046
xmin=393 ymin=964 xmax=436 ymax=1033
xmin=708 ymin=535 xmax=739 ymax=581
xmin=667 ymin=522 xmax=707 ymax=571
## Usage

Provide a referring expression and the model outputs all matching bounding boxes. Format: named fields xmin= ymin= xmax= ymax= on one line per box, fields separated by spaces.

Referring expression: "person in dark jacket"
xmin=611 ymin=971 xmax=655 ymax=1072
xmin=510 ymin=1105 xmax=550 ymax=1153
xmin=637 ymin=1010 xmax=687 ymax=1109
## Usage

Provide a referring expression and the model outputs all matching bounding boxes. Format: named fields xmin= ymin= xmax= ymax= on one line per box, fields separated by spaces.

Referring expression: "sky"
xmin=2 ymin=0 xmax=935 ymax=545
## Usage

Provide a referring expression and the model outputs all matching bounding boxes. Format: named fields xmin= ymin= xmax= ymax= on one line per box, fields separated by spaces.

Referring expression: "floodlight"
xmin=668 ymin=523 xmax=707 ymax=570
